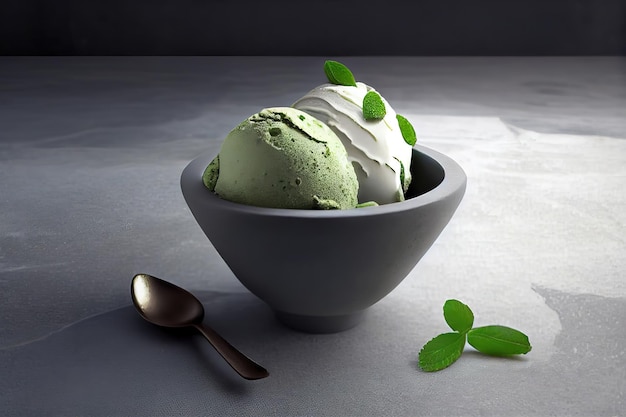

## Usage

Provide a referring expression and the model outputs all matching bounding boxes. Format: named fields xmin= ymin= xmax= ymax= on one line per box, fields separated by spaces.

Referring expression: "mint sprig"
xmin=363 ymin=91 xmax=386 ymax=120
xmin=324 ymin=60 xmax=357 ymax=87
xmin=418 ymin=300 xmax=532 ymax=372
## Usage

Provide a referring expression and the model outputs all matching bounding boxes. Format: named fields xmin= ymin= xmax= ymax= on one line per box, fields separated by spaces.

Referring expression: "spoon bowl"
xmin=131 ymin=273 xmax=269 ymax=380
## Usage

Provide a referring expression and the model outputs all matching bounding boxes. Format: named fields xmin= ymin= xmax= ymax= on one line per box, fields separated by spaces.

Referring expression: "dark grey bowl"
xmin=181 ymin=146 xmax=466 ymax=333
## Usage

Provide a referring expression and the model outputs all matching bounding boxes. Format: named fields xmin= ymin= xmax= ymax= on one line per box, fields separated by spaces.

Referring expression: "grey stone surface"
xmin=1 ymin=57 xmax=625 ymax=416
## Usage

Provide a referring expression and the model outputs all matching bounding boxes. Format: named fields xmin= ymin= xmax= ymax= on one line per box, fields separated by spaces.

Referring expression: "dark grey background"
xmin=1 ymin=0 xmax=625 ymax=55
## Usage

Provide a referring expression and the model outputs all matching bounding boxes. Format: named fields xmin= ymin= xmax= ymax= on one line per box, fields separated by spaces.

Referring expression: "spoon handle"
xmin=193 ymin=323 xmax=269 ymax=380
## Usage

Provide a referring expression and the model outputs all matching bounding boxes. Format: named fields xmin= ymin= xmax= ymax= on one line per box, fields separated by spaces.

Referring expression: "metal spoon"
xmin=131 ymin=273 xmax=269 ymax=380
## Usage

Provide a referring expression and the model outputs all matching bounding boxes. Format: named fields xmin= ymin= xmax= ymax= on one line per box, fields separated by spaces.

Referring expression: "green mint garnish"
xmin=396 ymin=114 xmax=417 ymax=146
xmin=468 ymin=326 xmax=532 ymax=356
xmin=418 ymin=300 xmax=532 ymax=372
xmin=443 ymin=299 xmax=474 ymax=334
xmin=362 ymin=91 xmax=386 ymax=120
xmin=418 ymin=332 xmax=466 ymax=372
xmin=324 ymin=60 xmax=357 ymax=87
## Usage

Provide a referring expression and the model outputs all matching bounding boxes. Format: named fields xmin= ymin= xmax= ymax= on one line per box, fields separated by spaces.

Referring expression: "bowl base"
xmin=275 ymin=310 xmax=365 ymax=333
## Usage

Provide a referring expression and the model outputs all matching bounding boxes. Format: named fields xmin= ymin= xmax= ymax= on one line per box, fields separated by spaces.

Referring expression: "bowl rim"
xmin=181 ymin=144 xmax=466 ymax=219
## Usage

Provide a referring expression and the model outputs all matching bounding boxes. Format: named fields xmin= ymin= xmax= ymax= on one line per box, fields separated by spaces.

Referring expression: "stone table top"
xmin=1 ymin=56 xmax=625 ymax=416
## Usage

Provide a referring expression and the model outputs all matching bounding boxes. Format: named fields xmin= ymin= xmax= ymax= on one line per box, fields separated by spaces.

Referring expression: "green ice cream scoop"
xmin=203 ymin=107 xmax=359 ymax=210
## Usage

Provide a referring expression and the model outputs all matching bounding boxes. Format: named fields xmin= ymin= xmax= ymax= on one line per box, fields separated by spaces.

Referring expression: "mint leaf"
xmin=396 ymin=114 xmax=417 ymax=146
xmin=468 ymin=325 xmax=532 ymax=356
xmin=418 ymin=332 xmax=466 ymax=372
xmin=324 ymin=60 xmax=357 ymax=87
xmin=362 ymin=91 xmax=386 ymax=120
xmin=443 ymin=299 xmax=474 ymax=334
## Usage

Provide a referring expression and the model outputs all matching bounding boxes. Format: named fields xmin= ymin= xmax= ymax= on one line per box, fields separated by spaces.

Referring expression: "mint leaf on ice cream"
xmin=396 ymin=114 xmax=417 ymax=146
xmin=324 ymin=60 xmax=357 ymax=87
xmin=362 ymin=91 xmax=386 ymax=120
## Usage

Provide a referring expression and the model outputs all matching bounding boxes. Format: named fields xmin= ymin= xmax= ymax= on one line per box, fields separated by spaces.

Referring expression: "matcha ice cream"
xmin=203 ymin=107 xmax=359 ymax=210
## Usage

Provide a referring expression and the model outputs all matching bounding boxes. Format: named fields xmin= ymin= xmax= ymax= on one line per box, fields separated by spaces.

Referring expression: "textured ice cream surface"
xmin=203 ymin=107 xmax=359 ymax=210
xmin=293 ymin=82 xmax=413 ymax=205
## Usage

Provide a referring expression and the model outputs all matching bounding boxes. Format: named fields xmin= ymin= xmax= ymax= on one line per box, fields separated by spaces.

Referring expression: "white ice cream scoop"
xmin=293 ymin=82 xmax=413 ymax=205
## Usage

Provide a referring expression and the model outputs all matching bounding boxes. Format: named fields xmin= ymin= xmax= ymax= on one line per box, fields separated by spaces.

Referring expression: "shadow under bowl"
xmin=181 ymin=146 xmax=467 ymax=333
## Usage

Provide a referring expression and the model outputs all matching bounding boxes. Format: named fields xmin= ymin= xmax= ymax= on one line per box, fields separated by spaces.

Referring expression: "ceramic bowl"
xmin=181 ymin=146 xmax=466 ymax=333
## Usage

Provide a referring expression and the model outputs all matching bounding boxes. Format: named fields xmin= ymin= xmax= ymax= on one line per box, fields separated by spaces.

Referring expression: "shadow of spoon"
xmin=131 ymin=273 xmax=269 ymax=380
